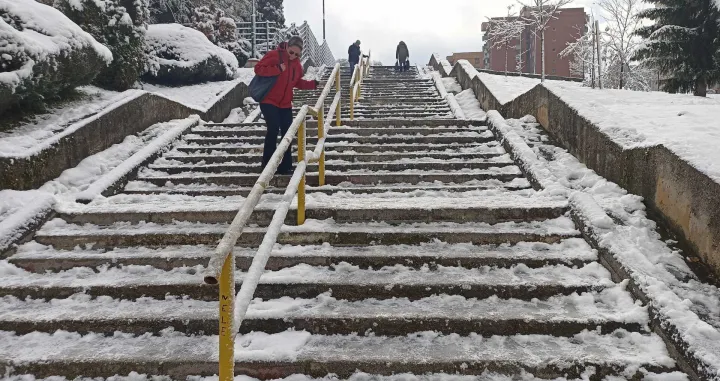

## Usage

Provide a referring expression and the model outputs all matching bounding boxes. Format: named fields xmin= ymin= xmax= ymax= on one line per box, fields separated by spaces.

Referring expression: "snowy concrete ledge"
xmin=0 ymin=82 xmax=249 ymax=191
xmin=486 ymin=110 xmax=720 ymax=381
xmin=435 ymin=56 xmax=720 ymax=282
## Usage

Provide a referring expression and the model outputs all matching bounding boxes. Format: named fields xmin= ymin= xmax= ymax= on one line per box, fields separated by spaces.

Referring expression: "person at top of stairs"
xmin=396 ymin=41 xmax=410 ymax=72
xmin=348 ymin=40 xmax=362 ymax=74
xmin=254 ymin=36 xmax=318 ymax=176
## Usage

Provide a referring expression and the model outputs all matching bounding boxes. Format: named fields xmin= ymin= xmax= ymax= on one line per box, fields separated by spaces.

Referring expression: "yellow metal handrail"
xmin=350 ymin=52 xmax=371 ymax=120
xmin=203 ymin=63 xmax=343 ymax=381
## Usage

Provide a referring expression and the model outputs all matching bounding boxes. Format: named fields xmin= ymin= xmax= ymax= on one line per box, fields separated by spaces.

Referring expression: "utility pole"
xmin=595 ymin=19 xmax=602 ymax=89
xmin=251 ymin=0 xmax=257 ymax=58
xmin=322 ymin=0 xmax=326 ymax=40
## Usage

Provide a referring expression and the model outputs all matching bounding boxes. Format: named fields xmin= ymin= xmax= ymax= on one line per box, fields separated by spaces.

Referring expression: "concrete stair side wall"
xmin=0 ymin=82 xmax=250 ymax=191
xmin=431 ymin=56 xmax=720 ymax=279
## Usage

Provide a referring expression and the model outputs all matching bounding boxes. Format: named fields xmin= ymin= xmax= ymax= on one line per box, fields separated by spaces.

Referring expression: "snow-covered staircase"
xmin=0 ymin=66 xmax=682 ymax=380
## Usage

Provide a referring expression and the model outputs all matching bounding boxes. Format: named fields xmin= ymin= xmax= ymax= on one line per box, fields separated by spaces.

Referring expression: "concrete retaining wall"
xmin=0 ymin=82 xmax=249 ymax=191
xmin=438 ymin=57 xmax=720 ymax=277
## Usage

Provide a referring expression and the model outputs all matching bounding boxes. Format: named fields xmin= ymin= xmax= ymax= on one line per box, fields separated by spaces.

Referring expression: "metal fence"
xmin=237 ymin=20 xmax=336 ymax=66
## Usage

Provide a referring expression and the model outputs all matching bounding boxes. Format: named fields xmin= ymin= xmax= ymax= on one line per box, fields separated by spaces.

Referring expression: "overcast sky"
xmin=285 ymin=0 xmax=599 ymax=66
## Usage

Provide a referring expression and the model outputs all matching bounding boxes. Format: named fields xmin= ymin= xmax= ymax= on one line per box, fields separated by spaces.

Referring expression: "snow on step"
xmin=36 ymin=216 xmax=579 ymax=237
xmin=55 ymin=194 xmax=567 ymax=214
xmin=0 ymin=261 xmax=612 ymax=294
xmin=9 ymin=239 xmax=598 ymax=272
xmin=0 ymin=286 xmax=647 ymax=333
xmin=0 ymin=329 xmax=674 ymax=379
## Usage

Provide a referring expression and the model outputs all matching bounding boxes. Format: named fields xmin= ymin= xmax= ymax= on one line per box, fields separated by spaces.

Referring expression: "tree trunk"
xmin=694 ymin=76 xmax=707 ymax=97
xmin=619 ymin=58 xmax=624 ymax=89
xmin=505 ymin=43 xmax=509 ymax=76
xmin=541 ymin=28 xmax=545 ymax=82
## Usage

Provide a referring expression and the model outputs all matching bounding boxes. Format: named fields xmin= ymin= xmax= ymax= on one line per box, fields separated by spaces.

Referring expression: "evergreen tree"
xmin=257 ymin=0 xmax=284 ymax=26
xmin=55 ymin=0 xmax=149 ymax=91
xmin=634 ymin=0 xmax=720 ymax=96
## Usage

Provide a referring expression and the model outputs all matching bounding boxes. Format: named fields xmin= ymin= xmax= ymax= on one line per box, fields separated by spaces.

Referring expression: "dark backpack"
xmin=249 ymin=53 xmax=283 ymax=102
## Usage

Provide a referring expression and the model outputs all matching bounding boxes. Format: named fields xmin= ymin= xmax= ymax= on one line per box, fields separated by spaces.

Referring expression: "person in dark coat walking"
xmin=348 ymin=40 xmax=361 ymax=74
xmin=396 ymin=41 xmax=410 ymax=72
xmin=254 ymin=36 xmax=318 ymax=175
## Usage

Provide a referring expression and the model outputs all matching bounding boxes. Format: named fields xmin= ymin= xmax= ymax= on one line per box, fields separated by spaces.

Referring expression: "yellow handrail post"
xmin=350 ymin=89 xmax=355 ymax=120
xmin=335 ymin=69 xmax=341 ymax=127
xmin=317 ymin=107 xmax=325 ymax=186
xmin=297 ymin=119 xmax=306 ymax=225
xmin=218 ymin=252 xmax=235 ymax=381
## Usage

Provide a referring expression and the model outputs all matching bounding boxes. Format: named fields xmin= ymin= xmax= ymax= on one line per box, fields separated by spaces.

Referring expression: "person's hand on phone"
xmin=280 ymin=63 xmax=287 ymax=72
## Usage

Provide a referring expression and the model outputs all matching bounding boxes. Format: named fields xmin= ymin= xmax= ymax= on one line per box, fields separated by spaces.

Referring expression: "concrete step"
xmin=55 ymin=195 xmax=566 ymax=226
xmin=32 ymin=216 xmax=578 ymax=251
xmin=123 ymin=178 xmax=534 ymax=196
xmin=182 ymin=134 xmax=486 ymax=146
xmin=190 ymin=126 xmax=482 ymax=138
xmin=160 ymin=151 xmax=506 ymax=164
xmin=9 ymin=238 xmax=594 ymax=272
xmin=134 ymin=170 xmax=524 ymax=187
xmin=173 ymin=142 xmax=500 ymax=154
xmin=147 ymin=161 xmax=516 ymax=174
xmin=0 ymin=260 xmax=607 ymax=301
xmin=0 ymin=328 xmax=672 ymax=380
xmin=0 ymin=287 xmax=643 ymax=336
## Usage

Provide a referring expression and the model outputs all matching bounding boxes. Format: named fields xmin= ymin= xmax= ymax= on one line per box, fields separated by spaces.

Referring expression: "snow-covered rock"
xmin=143 ymin=23 xmax=239 ymax=85
xmin=0 ymin=0 xmax=112 ymax=114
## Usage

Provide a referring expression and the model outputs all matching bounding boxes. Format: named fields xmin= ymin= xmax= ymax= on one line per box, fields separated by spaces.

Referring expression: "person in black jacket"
xmin=348 ymin=40 xmax=361 ymax=74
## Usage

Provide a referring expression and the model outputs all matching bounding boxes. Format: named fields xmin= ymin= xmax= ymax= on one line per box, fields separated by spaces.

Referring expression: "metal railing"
xmin=350 ymin=53 xmax=371 ymax=120
xmin=203 ymin=60 xmax=372 ymax=381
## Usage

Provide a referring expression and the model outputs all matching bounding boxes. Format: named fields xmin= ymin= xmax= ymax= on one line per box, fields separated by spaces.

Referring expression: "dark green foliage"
xmin=55 ymin=0 xmax=149 ymax=91
xmin=634 ymin=0 xmax=720 ymax=96
xmin=0 ymin=0 xmax=109 ymax=115
xmin=257 ymin=0 xmax=284 ymax=26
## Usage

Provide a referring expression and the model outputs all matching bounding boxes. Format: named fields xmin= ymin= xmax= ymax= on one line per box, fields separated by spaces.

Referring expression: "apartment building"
xmin=482 ymin=7 xmax=587 ymax=78
xmin=446 ymin=52 xmax=485 ymax=69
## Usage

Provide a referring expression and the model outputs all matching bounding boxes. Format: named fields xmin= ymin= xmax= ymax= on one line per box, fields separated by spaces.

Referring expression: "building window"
xmin=475 ymin=58 xmax=480 ymax=64
xmin=552 ymin=68 xmax=557 ymax=74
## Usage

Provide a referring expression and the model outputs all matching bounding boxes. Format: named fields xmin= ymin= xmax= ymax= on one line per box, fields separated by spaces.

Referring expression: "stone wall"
xmin=439 ymin=56 xmax=720 ymax=277
xmin=0 ymin=82 xmax=249 ymax=191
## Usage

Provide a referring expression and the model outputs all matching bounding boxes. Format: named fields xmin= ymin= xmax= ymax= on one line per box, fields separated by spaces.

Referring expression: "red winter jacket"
xmin=254 ymin=42 xmax=317 ymax=108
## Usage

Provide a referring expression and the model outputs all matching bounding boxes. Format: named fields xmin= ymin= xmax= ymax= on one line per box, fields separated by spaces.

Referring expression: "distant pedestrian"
xmin=348 ymin=40 xmax=361 ymax=74
xmin=254 ymin=36 xmax=318 ymax=175
xmin=396 ymin=41 xmax=410 ymax=72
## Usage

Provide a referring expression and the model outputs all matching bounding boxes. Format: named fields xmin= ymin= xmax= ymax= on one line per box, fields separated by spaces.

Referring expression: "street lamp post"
xmin=251 ymin=0 xmax=257 ymax=57
xmin=323 ymin=0 xmax=326 ymax=40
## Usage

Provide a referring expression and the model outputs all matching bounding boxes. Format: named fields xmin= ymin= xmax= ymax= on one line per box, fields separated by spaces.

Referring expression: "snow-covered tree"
xmin=55 ymin=0 xmax=149 ymax=90
xmin=598 ymin=0 xmax=645 ymax=89
xmin=148 ymin=0 xmax=192 ymax=23
xmin=517 ymin=0 xmax=574 ymax=81
xmin=192 ymin=5 xmax=216 ymax=42
xmin=486 ymin=5 xmax=526 ymax=76
xmin=257 ymin=0 xmax=284 ymax=26
xmin=217 ymin=17 xmax=252 ymax=67
xmin=560 ymin=19 xmax=597 ymax=86
xmin=634 ymin=0 xmax=720 ymax=96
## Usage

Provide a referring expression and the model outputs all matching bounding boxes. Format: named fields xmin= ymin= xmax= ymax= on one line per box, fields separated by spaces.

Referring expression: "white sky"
xmin=285 ymin=0 xmax=599 ymax=66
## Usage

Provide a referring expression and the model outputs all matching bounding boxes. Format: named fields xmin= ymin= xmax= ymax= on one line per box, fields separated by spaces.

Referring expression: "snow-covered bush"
xmin=191 ymin=7 xmax=250 ymax=67
xmin=143 ymin=23 xmax=238 ymax=85
xmin=54 ymin=0 xmax=149 ymax=91
xmin=0 ymin=0 xmax=112 ymax=114
xmin=217 ymin=17 xmax=251 ymax=67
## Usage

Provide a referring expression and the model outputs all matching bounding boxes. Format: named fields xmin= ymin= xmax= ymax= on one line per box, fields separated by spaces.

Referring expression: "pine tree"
xmin=257 ymin=0 xmax=284 ymax=26
xmin=55 ymin=0 xmax=149 ymax=90
xmin=634 ymin=0 xmax=720 ymax=96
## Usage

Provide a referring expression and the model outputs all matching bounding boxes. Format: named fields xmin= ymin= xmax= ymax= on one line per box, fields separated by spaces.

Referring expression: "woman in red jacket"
xmin=254 ymin=36 xmax=318 ymax=175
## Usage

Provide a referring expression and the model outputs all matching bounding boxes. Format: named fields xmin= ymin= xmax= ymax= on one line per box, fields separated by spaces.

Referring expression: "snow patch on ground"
xmin=0 ymin=88 xmax=142 ymax=158
xmin=543 ymin=81 xmax=720 ymax=184
xmin=456 ymin=89 xmax=488 ymax=120
xmin=496 ymin=113 xmax=720 ymax=379
xmin=442 ymin=77 xmax=462 ymax=93
xmin=0 ymin=117 xmax=197 ymax=253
